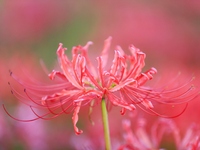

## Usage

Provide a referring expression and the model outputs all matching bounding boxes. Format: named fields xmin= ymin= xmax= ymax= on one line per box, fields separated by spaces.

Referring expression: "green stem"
xmin=101 ymin=99 xmax=111 ymax=150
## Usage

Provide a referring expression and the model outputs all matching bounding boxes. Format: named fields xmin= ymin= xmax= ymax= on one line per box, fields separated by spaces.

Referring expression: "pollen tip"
xmin=107 ymin=36 xmax=112 ymax=40
xmin=24 ymin=88 xmax=26 ymax=92
xmin=192 ymin=76 xmax=195 ymax=81
xmin=58 ymin=43 xmax=63 ymax=46
xmin=8 ymin=82 xmax=10 ymax=85
xmin=9 ymin=70 xmax=12 ymax=76
xmin=87 ymin=41 xmax=93 ymax=45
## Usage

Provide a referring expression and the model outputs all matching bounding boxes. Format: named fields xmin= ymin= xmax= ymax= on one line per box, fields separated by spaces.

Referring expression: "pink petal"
xmin=72 ymin=101 xmax=83 ymax=135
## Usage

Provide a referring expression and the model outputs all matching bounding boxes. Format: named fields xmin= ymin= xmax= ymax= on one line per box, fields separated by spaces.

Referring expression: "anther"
xmin=9 ymin=70 xmax=12 ymax=76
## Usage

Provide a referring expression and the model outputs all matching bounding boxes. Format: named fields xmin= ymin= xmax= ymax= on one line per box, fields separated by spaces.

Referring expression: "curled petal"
xmin=48 ymin=70 xmax=67 ymax=80
xmin=72 ymin=101 xmax=83 ymax=135
xmin=136 ymin=67 xmax=157 ymax=86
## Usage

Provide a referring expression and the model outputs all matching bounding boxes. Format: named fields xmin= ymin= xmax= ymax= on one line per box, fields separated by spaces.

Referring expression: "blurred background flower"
xmin=0 ymin=0 xmax=199 ymax=149
xmin=119 ymin=117 xmax=200 ymax=150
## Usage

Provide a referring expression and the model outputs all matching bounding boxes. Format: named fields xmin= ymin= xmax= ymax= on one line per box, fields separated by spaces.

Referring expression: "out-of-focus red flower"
xmin=171 ymin=69 xmax=200 ymax=133
xmin=119 ymin=118 xmax=200 ymax=150
xmin=143 ymin=66 xmax=200 ymax=131
xmin=0 ymin=0 xmax=71 ymax=45
xmin=0 ymin=109 xmax=13 ymax=149
xmin=0 ymin=54 xmax=45 ymax=100
xmin=14 ymin=104 xmax=48 ymax=150
xmin=6 ymin=37 xmax=198 ymax=135
xmin=89 ymin=0 xmax=200 ymax=66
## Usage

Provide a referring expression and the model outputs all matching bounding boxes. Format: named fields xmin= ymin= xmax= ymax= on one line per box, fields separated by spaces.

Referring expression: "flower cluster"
xmin=119 ymin=118 xmax=200 ymax=150
xmin=7 ymin=37 xmax=198 ymax=135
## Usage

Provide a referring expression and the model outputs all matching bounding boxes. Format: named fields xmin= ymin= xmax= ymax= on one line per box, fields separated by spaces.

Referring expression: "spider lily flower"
xmin=119 ymin=118 xmax=200 ymax=150
xmin=1 ymin=1 xmax=70 ymax=45
xmin=93 ymin=1 xmax=200 ymax=66
xmin=6 ymin=37 xmax=198 ymax=135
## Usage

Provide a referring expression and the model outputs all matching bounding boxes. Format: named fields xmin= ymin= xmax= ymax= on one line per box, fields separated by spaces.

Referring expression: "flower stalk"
xmin=101 ymin=99 xmax=111 ymax=150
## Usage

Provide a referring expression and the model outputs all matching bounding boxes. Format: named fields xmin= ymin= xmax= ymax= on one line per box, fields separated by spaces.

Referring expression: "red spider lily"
xmin=5 ymin=37 xmax=198 ymax=135
xmin=92 ymin=0 xmax=200 ymax=65
xmin=0 ymin=0 xmax=70 ymax=45
xmin=119 ymin=118 xmax=200 ymax=150
xmin=0 ymin=54 xmax=44 ymax=100
xmin=14 ymin=104 xmax=48 ymax=150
